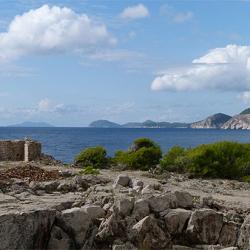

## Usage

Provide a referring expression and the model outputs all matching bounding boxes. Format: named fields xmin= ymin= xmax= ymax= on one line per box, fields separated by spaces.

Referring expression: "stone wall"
xmin=24 ymin=140 xmax=41 ymax=162
xmin=0 ymin=139 xmax=41 ymax=161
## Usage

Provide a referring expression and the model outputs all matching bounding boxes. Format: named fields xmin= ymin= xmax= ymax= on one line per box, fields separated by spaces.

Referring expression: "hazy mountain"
xmin=191 ymin=113 xmax=232 ymax=129
xmin=89 ymin=120 xmax=122 ymax=128
xmin=89 ymin=120 xmax=190 ymax=128
xmin=8 ymin=121 xmax=54 ymax=127
xmin=122 ymin=122 xmax=144 ymax=128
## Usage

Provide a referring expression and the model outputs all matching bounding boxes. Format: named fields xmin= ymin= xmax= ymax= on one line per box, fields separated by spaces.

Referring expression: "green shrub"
xmin=79 ymin=166 xmax=100 ymax=175
xmin=130 ymin=138 xmax=159 ymax=152
xmin=75 ymin=146 xmax=108 ymax=168
xmin=160 ymin=146 xmax=187 ymax=173
xmin=161 ymin=141 xmax=250 ymax=180
xmin=186 ymin=141 xmax=250 ymax=179
xmin=242 ymin=175 xmax=250 ymax=183
xmin=114 ymin=138 xmax=162 ymax=170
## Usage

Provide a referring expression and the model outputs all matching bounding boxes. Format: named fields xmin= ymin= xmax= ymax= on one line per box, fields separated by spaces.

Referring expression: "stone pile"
xmin=0 ymin=173 xmax=249 ymax=250
xmin=0 ymin=165 xmax=61 ymax=182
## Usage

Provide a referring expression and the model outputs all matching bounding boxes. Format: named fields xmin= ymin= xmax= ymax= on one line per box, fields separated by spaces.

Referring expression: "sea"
xmin=1 ymin=127 xmax=250 ymax=163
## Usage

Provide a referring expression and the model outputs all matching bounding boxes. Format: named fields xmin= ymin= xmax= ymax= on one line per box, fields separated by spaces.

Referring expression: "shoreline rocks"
xmin=0 ymin=168 xmax=249 ymax=250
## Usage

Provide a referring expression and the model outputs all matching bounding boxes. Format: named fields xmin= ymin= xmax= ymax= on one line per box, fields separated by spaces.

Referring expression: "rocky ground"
xmin=0 ymin=161 xmax=249 ymax=250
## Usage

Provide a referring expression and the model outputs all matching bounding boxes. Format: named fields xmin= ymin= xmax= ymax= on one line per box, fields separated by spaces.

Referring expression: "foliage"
xmin=161 ymin=141 xmax=250 ymax=180
xmin=242 ymin=175 xmax=250 ymax=183
xmin=75 ymin=146 xmax=108 ymax=168
xmin=160 ymin=146 xmax=187 ymax=173
xmin=114 ymin=138 xmax=162 ymax=170
xmin=79 ymin=166 xmax=100 ymax=175
xmin=130 ymin=138 xmax=159 ymax=152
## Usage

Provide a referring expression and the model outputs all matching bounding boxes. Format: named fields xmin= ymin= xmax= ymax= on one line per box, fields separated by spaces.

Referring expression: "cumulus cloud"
xmin=0 ymin=5 xmax=116 ymax=63
xmin=151 ymin=45 xmax=250 ymax=93
xmin=120 ymin=4 xmax=149 ymax=20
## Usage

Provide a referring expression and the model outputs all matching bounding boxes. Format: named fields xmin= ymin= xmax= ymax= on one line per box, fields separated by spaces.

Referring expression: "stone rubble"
xmin=0 ymin=168 xmax=249 ymax=250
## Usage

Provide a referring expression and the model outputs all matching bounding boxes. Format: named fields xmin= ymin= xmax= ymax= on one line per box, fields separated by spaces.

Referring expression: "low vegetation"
xmin=113 ymin=138 xmax=162 ymax=170
xmin=75 ymin=146 xmax=108 ymax=168
xmin=79 ymin=166 xmax=100 ymax=175
xmin=75 ymin=138 xmax=250 ymax=182
xmin=161 ymin=141 xmax=250 ymax=180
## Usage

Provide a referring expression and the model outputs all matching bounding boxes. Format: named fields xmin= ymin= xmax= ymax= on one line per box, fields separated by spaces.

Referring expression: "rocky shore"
xmin=0 ymin=163 xmax=249 ymax=250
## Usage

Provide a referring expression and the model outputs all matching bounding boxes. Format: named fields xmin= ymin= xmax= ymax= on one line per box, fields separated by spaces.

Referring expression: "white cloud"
xmin=38 ymin=98 xmax=64 ymax=112
xmin=160 ymin=4 xmax=193 ymax=23
xmin=0 ymin=5 xmax=116 ymax=63
xmin=173 ymin=12 xmax=193 ymax=23
xmin=238 ymin=91 xmax=250 ymax=103
xmin=88 ymin=49 xmax=145 ymax=62
xmin=120 ymin=4 xmax=149 ymax=20
xmin=152 ymin=44 xmax=250 ymax=93
xmin=38 ymin=98 xmax=53 ymax=112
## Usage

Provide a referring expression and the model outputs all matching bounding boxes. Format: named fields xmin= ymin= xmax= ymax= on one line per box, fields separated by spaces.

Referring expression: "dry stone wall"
xmin=0 ymin=139 xmax=41 ymax=161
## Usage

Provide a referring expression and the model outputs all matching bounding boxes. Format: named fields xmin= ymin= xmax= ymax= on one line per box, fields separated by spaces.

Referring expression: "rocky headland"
xmin=0 ymin=162 xmax=249 ymax=250
xmin=190 ymin=113 xmax=232 ymax=129
xmin=89 ymin=107 xmax=250 ymax=130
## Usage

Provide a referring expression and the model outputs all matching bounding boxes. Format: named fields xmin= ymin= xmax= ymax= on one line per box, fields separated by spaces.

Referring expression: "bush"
xmin=75 ymin=146 xmax=108 ymax=168
xmin=161 ymin=141 xmax=250 ymax=180
xmin=114 ymin=138 xmax=162 ymax=170
xmin=79 ymin=166 xmax=100 ymax=175
xmin=160 ymin=146 xmax=187 ymax=173
xmin=130 ymin=138 xmax=159 ymax=152
xmin=186 ymin=141 xmax=250 ymax=179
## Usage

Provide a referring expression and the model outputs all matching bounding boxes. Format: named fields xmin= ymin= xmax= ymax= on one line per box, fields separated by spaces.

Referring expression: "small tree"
xmin=114 ymin=138 xmax=162 ymax=170
xmin=130 ymin=138 xmax=159 ymax=152
xmin=75 ymin=146 xmax=108 ymax=168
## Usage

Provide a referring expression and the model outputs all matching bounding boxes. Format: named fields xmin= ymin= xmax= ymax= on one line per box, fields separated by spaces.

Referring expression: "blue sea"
xmin=1 ymin=127 xmax=250 ymax=163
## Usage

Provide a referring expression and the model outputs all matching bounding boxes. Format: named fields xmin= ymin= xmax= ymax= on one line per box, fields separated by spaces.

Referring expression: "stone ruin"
xmin=0 ymin=138 xmax=41 ymax=162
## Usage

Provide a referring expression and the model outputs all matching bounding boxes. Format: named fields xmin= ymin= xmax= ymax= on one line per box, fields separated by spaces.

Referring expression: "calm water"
xmin=0 ymin=127 xmax=250 ymax=163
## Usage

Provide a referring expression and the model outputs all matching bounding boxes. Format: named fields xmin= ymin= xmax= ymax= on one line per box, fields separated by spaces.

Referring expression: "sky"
xmin=1 ymin=0 xmax=250 ymax=126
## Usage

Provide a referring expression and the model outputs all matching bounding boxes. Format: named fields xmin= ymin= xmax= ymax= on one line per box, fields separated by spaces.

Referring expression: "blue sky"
xmin=0 ymin=0 xmax=250 ymax=126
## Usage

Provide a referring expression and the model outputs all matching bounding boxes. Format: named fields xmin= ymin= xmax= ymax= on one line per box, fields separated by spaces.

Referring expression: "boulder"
xmin=56 ymin=207 xmax=91 ymax=248
xmin=0 ymin=209 xmax=56 ymax=250
xmin=132 ymin=215 xmax=172 ymax=250
xmin=186 ymin=209 xmax=224 ymax=244
xmin=132 ymin=179 xmax=144 ymax=191
xmin=115 ymin=197 xmax=134 ymax=217
xmin=96 ymin=213 xmax=126 ymax=242
xmin=148 ymin=193 xmax=177 ymax=213
xmin=132 ymin=199 xmax=150 ymax=220
xmin=47 ymin=225 xmax=74 ymax=250
xmin=81 ymin=204 xmax=106 ymax=220
xmin=29 ymin=180 xmax=59 ymax=193
xmin=218 ymin=221 xmax=239 ymax=247
xmin=71 ymin=175 xmax=89 ymax=190
xmin=164 ymin=208 xmax=191 ymax=235
xmin=57 ymin=180 xmax=77 ymax=193
xmin=174 ymin=191 xmax=193 ymax=209
xmin=237 ymin=214 xmax=250 ymax=250
xmin=112 ymin=242 xmax=138 ymax=250
xmin=113 ymin=175 xmax=132 ymax=188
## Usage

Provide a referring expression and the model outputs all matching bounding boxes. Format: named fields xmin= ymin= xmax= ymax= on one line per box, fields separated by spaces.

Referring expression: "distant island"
xmin=8 ymin=121 xmax=54 ymax=128
xmin=89 ymin=107 xmax=250 ymax=130
xmin=89 ymin=120 xmax=190 ymax=129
